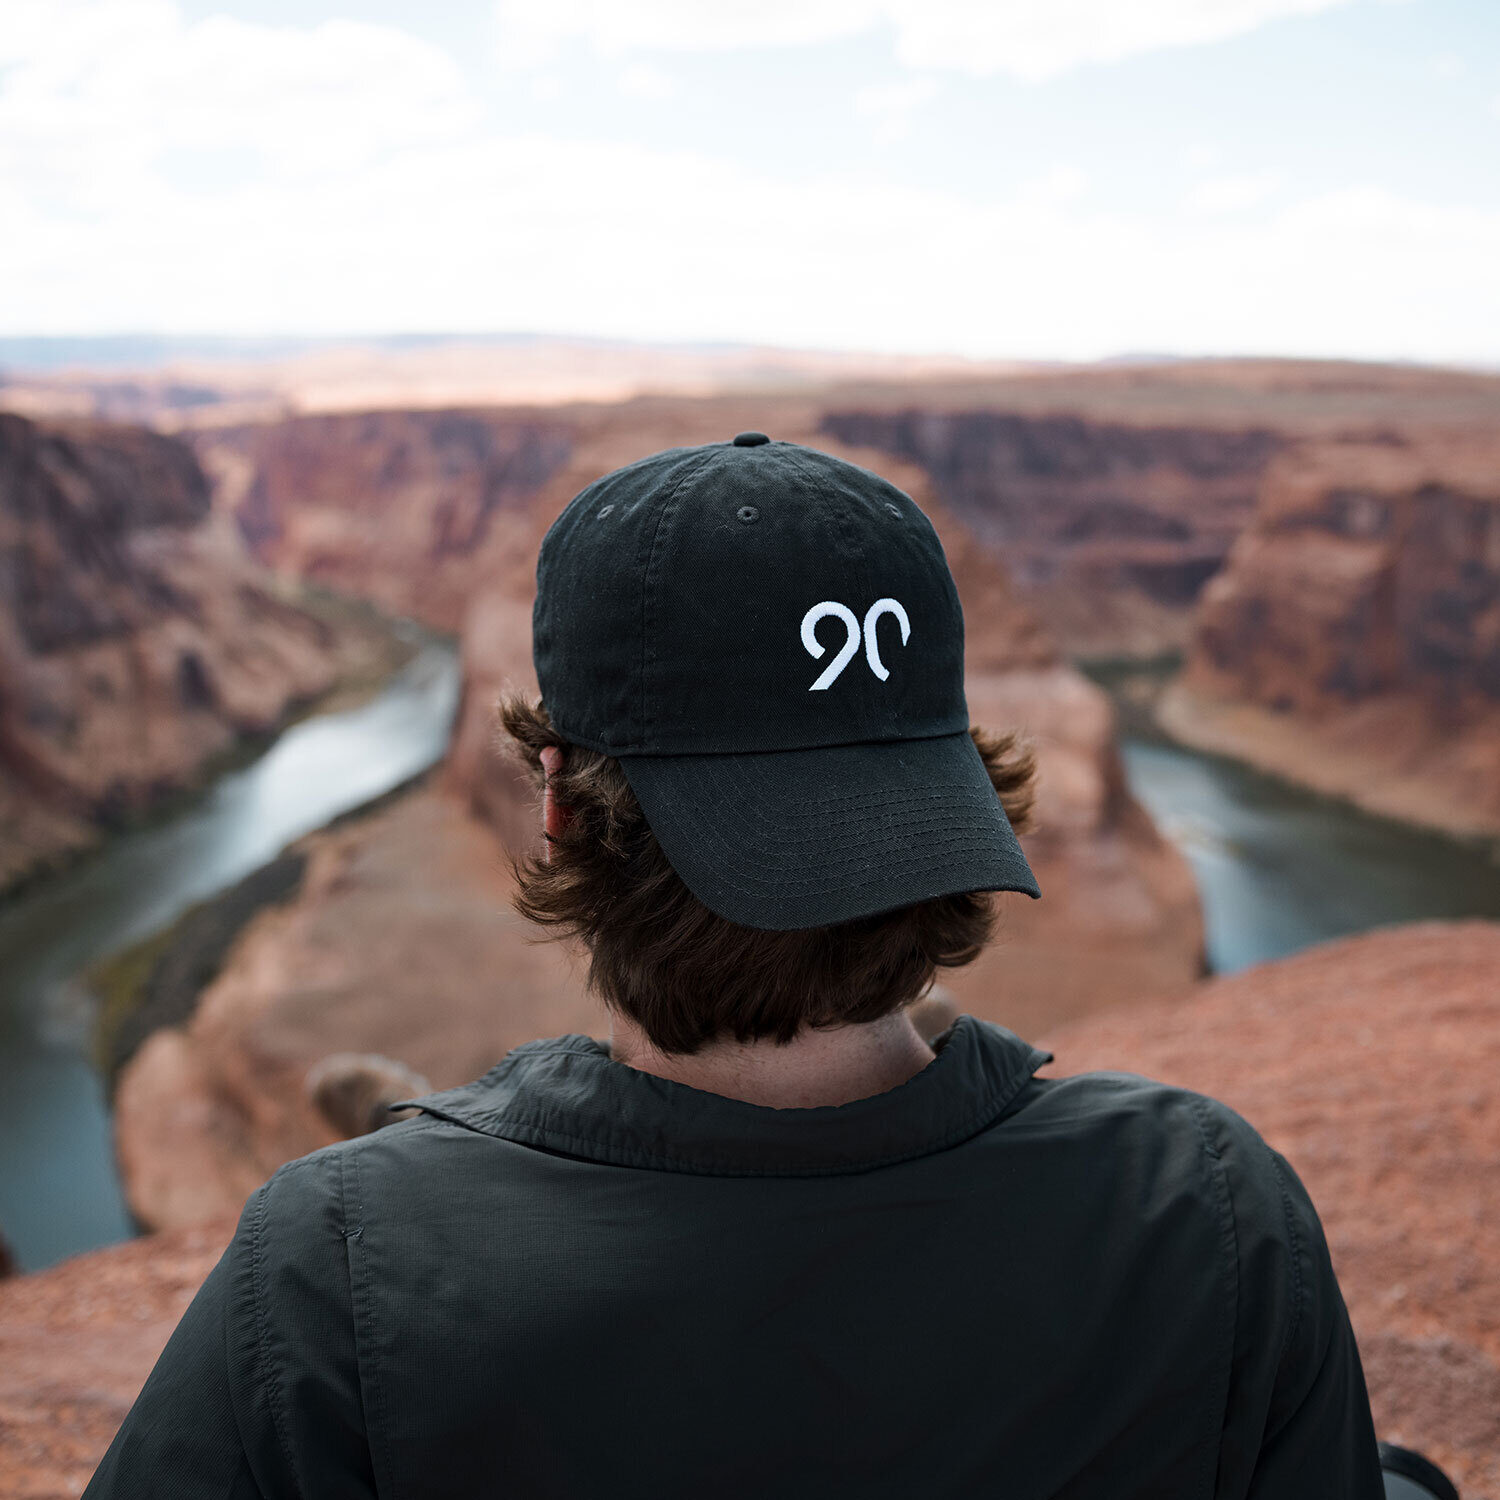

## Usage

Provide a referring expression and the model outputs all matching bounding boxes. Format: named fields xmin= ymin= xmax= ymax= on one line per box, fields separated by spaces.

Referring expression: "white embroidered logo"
xmin=801 ymin=597 xmax=911 ymax=691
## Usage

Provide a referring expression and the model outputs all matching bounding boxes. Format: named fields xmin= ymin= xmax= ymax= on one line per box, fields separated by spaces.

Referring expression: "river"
xmin=1120 ymin=736 xmax=1500 ymax=973
xmin=0 ymin=635 xmax=461 ymax=1272
xmin=5 ymin=650 xmax=1500 ymax=1272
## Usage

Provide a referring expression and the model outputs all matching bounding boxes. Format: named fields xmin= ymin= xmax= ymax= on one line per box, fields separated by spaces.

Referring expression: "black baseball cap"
xmin=532 ymin=432 xmax=1039 ymax=930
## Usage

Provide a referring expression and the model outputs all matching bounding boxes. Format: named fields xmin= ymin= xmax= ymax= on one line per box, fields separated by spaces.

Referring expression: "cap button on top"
xmin=732 ymin=431 xmax=770 ymax=447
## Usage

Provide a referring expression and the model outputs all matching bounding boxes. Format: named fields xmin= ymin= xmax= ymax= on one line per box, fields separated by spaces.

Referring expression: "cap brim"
xmin=619 ymin=731 xmax=1040 ymax=932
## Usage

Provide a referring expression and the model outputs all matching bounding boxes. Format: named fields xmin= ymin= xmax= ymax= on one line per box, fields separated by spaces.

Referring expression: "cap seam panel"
xmin=659 ymin=840 xmax=1026 ymax=896
xmin=639 ymin=450 xmax=719 ymax=750
xmin=644 ymin=750 xmax=1005 ymax=835
xmin=637 ymin=768 xmax=998 ymax=817
xmin=655 ymin=786 xmax=1006 ymax=849
xmin=604 ymin=721 xmax=972 ymax=761
xmin=649 ymin=779 xmax=1019 ymax=886
xmin=780 ymin=444 xmax=861 ymax=591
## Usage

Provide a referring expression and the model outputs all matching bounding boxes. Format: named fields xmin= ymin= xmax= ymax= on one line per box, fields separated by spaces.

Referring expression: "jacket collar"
xmin=396 ymin=1015 xmax=1052 ymax=1177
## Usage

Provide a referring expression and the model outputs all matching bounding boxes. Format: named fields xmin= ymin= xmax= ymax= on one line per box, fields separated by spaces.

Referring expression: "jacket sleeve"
xmin=83 ymin=1145 xmax=376 ymax=1499
xmin=1203 ymin=1097 xmax=1385 ymax=1500
xmin=81 ymin=1229 xmax=260 ymax=1500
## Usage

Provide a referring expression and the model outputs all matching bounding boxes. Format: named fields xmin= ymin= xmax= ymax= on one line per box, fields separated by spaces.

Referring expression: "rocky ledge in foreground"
xmin=1040 ymin=921 xmax=1500 ymax=1500
xmin=0 ymin=412 xmax=402 ymax=894
xmin=6 ymin=921 xmax=1497 ymax=1499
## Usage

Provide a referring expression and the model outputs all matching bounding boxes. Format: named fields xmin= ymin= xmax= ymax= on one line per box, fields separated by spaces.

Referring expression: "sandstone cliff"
xmin=821 ymin=407 xmax=1280 ymax=657
xmin=192 ymin=363 xmax=1500 ymax=664
xmin=1161 ymin=439 xmax=1500 ymax=838
xmin=0 ymin=413 xmax=398 ymax=892
xmin=10 ymin=922 xmax=1498 ymax=1498
xmin=811 ymin=360 xmax=1500 ymax=658
xmin=193 ymin=409 xmax=577 ymax=632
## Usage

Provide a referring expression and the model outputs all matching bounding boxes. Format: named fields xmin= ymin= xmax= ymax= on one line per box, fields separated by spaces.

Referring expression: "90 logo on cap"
xmin=801 ymin=598 xmax=911 ymax=691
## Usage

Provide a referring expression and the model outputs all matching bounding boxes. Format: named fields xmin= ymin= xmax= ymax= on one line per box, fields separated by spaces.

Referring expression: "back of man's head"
xmin=501 ymin=434 xmax=1041 ymax=1055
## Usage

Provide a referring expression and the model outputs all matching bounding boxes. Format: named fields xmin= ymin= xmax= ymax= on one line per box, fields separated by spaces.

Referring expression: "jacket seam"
xmin=780 ymin=443 xmax=856 ymax=560
xmin=1188 ymin=1094 xmax=1239 ymax=1500
xmin=344 ymin=1145 xmax=401 ymax=1500
xmin=250 ymin=1179 xmax=306 ymax=1499
xmin=1267 ymin=1150 xmax=1306 ymax=1371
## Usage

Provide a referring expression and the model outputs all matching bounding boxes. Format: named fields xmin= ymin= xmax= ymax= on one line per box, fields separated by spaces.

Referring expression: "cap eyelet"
xmin=597 ymin=504 xmax=615 ymax=519
xmin=885 ymin=504 xmax=901 ymax=518
xmin=737 ymin=505 xmax=760 ymax=524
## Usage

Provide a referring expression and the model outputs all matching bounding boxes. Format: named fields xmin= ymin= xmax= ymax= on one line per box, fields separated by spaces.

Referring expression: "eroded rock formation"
xmin=11 ymin=922 xmax=1499 ymax=1498
xmin=1162 ymin=440 xmax=1500 ymax=838
xmin=821 ymin=407 xmax=1280 ymax=657
xmin=0 ymin=413 xmax=396 ymax=892
xmin=193 ymin=409 xmax=577 ymax=631
xmin=110 ymin=781 xmax=597 ymax=1230
xmin=192 ymin=363 xmax=1500 ymax=667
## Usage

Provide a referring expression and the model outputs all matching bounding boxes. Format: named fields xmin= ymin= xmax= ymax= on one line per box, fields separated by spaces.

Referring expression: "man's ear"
xmin=540 ymin=745 xmax=568 ymax=859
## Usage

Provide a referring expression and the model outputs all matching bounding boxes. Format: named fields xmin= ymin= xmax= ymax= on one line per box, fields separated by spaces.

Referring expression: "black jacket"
xmin=85 ymin=1016 xmax=1384 ymax=1498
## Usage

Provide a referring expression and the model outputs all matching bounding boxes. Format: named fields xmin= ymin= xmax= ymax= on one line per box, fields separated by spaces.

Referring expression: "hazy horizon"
xmin=2 ymin=332 xmax=1497 ymax=379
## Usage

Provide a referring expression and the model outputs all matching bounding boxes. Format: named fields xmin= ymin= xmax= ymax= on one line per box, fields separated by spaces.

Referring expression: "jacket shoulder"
xmin=254 ymin=1113 xmax=464 ymax=1225
xmin=1028 ymin=1070 xmax=1304 ymax=1278
xmin=1030 ymin=1065 xmax=1270 ymax=1156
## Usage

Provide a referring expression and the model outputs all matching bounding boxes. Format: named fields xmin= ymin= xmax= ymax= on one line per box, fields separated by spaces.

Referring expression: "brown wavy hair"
xmin=499 ymin=695 xmax=1036 ymax=1055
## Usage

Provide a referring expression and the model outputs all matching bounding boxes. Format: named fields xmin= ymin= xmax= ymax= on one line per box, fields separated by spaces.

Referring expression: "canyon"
xmin=94 ymin=369 xmax=1500 ymax=1234
xmin=190 ymin=361 xmax=1500 ymax=664
xmin=817 ymin=359 xmax=1500 ymax=658
xmin=0 ymin=413 xmax=397 ymax=894
xmin=7 ymin=921 xmax=1497 ymax=1499
xmin=819 ymin=406 xmax=1280 ymax=657
xmin=8 ymin=358 xmax=1500 ymax=1496
xmin=107 ymin=400 xmax=1203 ymax=1232
xmin=1162 ymin=436 xmax=1500 ymax=839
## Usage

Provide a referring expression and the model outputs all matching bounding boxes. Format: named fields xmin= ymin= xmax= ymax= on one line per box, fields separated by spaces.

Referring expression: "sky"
xmin=2 ymin=0 xmax=1498 ymax=362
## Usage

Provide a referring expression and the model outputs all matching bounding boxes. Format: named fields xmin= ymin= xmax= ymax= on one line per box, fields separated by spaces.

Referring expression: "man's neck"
xmin=607 ymin=1010 xmax=937 ymax=1109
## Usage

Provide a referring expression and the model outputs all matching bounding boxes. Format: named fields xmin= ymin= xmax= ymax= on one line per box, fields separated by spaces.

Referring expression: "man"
xmin=87 ymin=433 xmax=1389 ymax=1498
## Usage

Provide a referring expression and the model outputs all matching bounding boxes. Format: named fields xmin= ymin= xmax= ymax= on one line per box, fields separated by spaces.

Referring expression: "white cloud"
xmin=1025 ymin=165 xmax=1090 ymax=206
xmin=494 ymin=0 xmax=1359 ymax=80
xmin=0 ymin=0 xmax=475 ymax=208
xmin=2 ymin=1 xmax=1497 ymax=365
xmin=1187 ymin=170 xmax=1282 ymax=213
xmin=494 ymin=0 xmax=873 ymax=66
xmin=618 ymin=62 xmax=677 ymax=100
xmin=854 ymin=75 xmax=938 ymax=142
